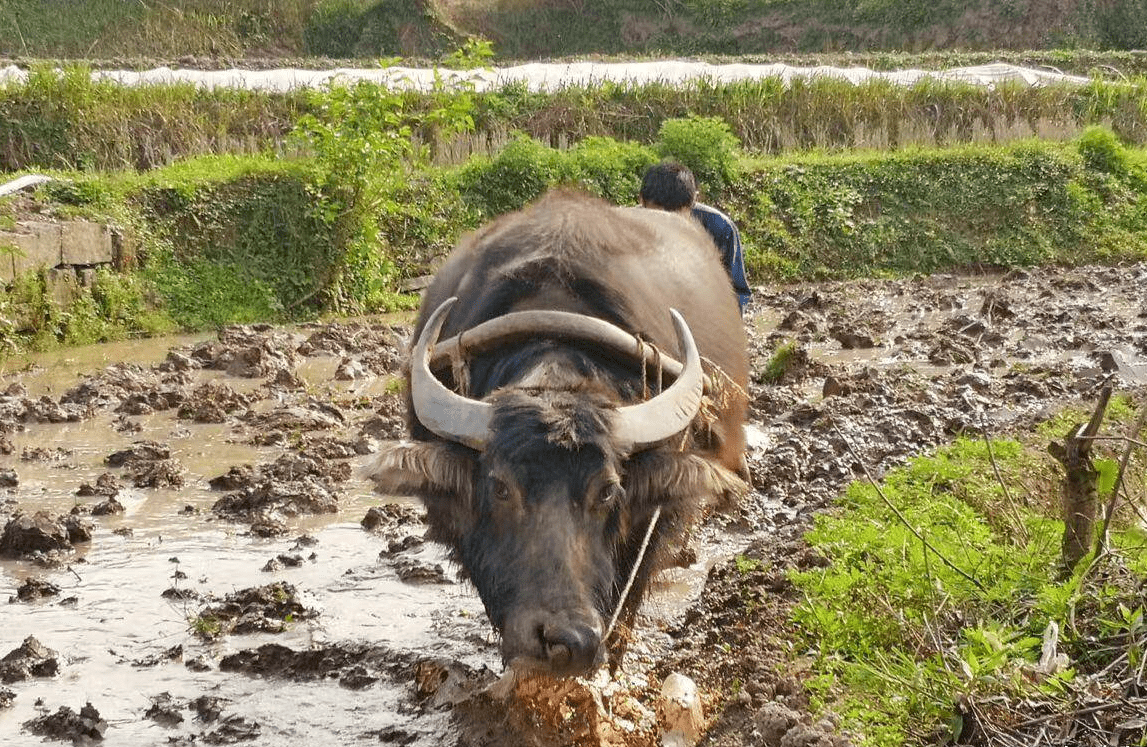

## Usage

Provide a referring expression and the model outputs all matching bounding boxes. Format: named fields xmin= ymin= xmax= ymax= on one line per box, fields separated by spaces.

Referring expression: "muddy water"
xmin=0 ymin=331 xmax=500 ymax=745
xmin=0 ymin=265 xmax=1144 ymax=746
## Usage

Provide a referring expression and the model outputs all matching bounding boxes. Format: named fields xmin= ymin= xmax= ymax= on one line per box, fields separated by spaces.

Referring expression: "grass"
xmin=788 ymin=397 xmax=1147 ymax=745
xmin=7 ymin=66 xmax=1147 ymax=176
xmin=761 ymin=341 xmax=800 ymax=384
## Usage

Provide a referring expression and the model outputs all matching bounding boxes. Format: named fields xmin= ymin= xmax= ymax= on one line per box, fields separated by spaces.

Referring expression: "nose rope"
xmin=602 ymin=504 xmax=662 ymax=645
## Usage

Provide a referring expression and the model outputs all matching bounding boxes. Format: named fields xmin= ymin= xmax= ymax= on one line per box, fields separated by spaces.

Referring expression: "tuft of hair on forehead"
xmin=490 ymin=388 xmax=619 ymax=453
xmin=537 ymin=393 xmax=615 ymax=450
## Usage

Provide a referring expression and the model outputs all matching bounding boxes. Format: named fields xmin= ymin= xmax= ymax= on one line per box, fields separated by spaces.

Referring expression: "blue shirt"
xmin=691 ymin=203 xmax=751 ymax=314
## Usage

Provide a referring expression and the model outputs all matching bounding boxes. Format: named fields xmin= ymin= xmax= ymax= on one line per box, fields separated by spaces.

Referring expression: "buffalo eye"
xmin=490 ymin=477 xmax=513 ymax=503
xmin=595 ymin=481 xmax=624 ymax=511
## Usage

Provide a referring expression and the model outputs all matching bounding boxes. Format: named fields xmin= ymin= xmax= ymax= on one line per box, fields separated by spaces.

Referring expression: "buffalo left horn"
xmin=410 ymin=297 xmax=492 ymax=451
xmin=613 ymin=308 xmax=704 ymax=453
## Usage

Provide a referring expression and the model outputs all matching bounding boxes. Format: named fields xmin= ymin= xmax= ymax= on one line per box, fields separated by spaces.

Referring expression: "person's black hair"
xmin=639 ymin=162 xmax=696 ymax=210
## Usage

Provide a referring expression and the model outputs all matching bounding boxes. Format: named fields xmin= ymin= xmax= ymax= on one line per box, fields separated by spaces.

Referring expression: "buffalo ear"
xmin=624 ymin=451 xmax=749 ymax=512
xmin=366 ymin=441 xmax=477 ymax=543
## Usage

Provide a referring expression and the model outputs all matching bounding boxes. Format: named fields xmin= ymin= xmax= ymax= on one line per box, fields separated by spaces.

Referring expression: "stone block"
xmin=45 ymin=267 xmax=80 ymax=308
xmin=61 ymin=220 xmax=114 ymax=265
xmin=0 ymin=221 xmax=62 ymax=282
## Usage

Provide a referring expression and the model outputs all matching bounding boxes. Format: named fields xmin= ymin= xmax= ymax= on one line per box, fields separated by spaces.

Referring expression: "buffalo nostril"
xmin=541 ymin=624 xmax=600 ymax=673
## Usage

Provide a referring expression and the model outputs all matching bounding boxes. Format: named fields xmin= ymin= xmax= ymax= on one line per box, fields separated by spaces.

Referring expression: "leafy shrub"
xmin=1077 ymin=125 xmax=1129 ymax=175
xmin=454 ymin=134 xmax=573 ymax=217
xmin=355 ymin=0 xmax=460 ymax=57
xmin=656 ymin=116 xmax=742 ymax=195
xmin=567 ymin=137 xmax=658 ymax=205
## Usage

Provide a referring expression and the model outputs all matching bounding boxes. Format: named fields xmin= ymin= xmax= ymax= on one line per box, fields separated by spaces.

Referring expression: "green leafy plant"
xmin=656 ymin=115 xmax=742 ymax=195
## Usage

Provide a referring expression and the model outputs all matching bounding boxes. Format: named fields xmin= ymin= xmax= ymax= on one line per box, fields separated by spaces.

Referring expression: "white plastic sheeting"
xmin=0 ymin=61 xmax=1092 ymax=93
xmin=0 ymin=174 xmax=55 ymax=198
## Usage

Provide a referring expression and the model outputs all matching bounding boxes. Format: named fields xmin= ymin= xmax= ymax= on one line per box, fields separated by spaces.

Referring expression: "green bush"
xmin=453 ymin=133 xmax=659 ymax=218
xmin=147 ymin=252 xmax=282 ymax=330
xmin=655 ymin=116 xmax=742 ymax=195
xmin=1077 ymin=125 xmax=1129 ymax=174
xmin=728 ymin=138 xmax=1147 ymax=281
xmin=567 ymin=137 xmax=658 ymax=205
xmin=132 ymin=158 xmax=337 ymax=316
xmin=454 ymin=134 xmax=574 ymax=218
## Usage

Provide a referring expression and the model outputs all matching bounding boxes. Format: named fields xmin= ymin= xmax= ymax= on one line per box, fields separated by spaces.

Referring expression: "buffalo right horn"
xmin=410 ymin=297 xmax=492 ymax=451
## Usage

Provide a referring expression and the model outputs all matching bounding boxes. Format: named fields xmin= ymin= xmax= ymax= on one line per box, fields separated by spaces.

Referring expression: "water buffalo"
xmin=370 ymin=189 xmax=749 ymax=677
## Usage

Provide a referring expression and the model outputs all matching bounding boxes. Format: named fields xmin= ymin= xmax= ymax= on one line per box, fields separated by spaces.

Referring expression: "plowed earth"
xmin=1 ymin=264 xmax=1144 ymax=746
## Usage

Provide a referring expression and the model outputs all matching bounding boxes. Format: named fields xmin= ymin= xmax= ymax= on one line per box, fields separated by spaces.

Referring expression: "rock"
xmin=659 ymin=672 xmax=703 ymax=747
xmin=0 ymin=469 xmax=17 ymax=488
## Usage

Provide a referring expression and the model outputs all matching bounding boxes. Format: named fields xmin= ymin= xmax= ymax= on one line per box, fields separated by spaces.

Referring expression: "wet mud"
xmin=0 ymin=264 xmax=1144 ymax=746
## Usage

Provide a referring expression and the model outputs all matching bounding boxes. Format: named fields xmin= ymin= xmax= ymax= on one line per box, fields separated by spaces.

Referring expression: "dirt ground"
xmin=0 ymin=263 xmax=1144 ymax=746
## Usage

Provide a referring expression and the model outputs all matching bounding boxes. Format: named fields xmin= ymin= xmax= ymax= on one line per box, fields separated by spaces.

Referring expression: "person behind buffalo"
xmin=639 ymin=162 xmax=751 ymax=315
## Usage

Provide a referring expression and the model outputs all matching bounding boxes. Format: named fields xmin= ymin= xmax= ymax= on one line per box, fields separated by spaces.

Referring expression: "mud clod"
xmin=76 ymin=473 xmax=122 ymax=498
xmin=362 ymin=503 xmax=423 ymax=532
xmin=191 ymin=695 xmax=228 ymax=722
xmin=194 ymin=582 xmax=317 ymax=637
xmin=105 ymin=441 xmax=170 ymax=467
xmin=1 ymin=635 xmax=60 ymax=683
xmin=89 ymin=497 xmax=125 ymax=516
xmin=10 ymin=577 xmax=61 ymax=602
xmin=394 ymin=558 xmax=451 ymax=585
xmin=0 ymin=511 xmax=90 ymax=557
xmin=23 ymin=701 xmax=107 ymax=744
xmin=202 ymin=715 xmax=261 ymax=744
xmin=144 ymin=692 xmax=184 ymax=726
xmin=178 ymin=381 xmax=254 ymax=423
xmin=21 ymin=446 xmax=73 ymax=462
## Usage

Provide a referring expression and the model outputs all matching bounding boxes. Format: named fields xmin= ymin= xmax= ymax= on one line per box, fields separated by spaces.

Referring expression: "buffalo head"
xmin=371 ymin=299 xmax=746 ymax=676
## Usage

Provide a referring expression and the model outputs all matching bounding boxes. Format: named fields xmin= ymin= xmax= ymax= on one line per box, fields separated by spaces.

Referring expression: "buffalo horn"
xmin=613 ymin=309 xmax=704 ymax=452
xmin=410 ymin=297 xmax=492 ymax=451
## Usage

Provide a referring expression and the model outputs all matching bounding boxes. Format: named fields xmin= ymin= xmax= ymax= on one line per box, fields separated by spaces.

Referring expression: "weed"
xmin=734 ymin=554 xmax=762 ymax=574
xmin=761 ymin=341 xmax=799 ymax=384
xmin=789 ymin=426 xmax=1147 ymax=745
xmin=189 ymin=614 xmax=223 ymax=640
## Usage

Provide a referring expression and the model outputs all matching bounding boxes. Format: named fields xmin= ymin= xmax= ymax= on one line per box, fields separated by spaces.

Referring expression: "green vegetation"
xmin=790 ymin=400 xmax=1147 ymax=745
xmin=4 ymin=116 xmax=1147 ymax=354
xmin=0 ymin=0 xmax=459 ymax=59
xmin=5 ymin=1 xmax=1147 ymax=60
xmin=8 ymin=68 xmax=1147 ymax=174
xmin=731 ymin=130 xmax=1147 ymax=280
xmin=761 ymin=340 xmax=800 ymax=384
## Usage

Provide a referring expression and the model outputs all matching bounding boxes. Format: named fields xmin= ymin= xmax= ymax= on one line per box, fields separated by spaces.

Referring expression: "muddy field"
xmin=1 ymin=263 xmax=1145 ymax=746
